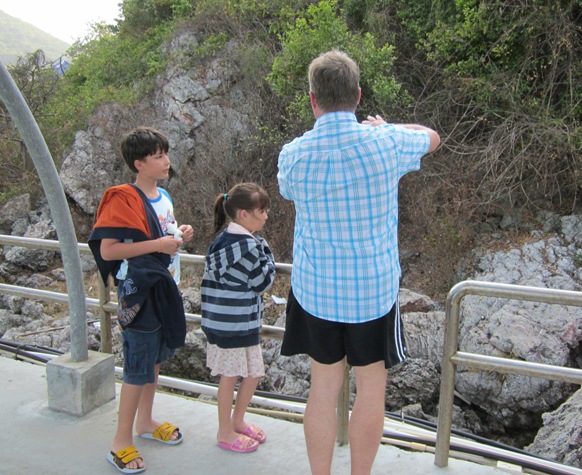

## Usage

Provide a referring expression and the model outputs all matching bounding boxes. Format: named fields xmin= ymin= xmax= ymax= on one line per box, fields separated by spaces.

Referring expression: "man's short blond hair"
xmin=308 ymin=50 xmax=360 ymax=112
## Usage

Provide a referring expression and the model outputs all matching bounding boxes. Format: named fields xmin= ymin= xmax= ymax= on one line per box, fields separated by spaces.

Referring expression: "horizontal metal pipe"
xmin=0 ymin=283 xmax=285 ymax=340
xmin=0 ymin=235 xmax=293 ymax=275
xmin=0 ymin=283 xmax=71 ymax=303
xmin=448 ymin=279 xmax=582 ymax=308
xmin=452 ymin=352 xmax=582 ymax=385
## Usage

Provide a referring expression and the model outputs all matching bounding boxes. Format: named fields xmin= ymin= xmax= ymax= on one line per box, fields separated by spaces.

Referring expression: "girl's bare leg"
xmin=231 ymin=376 xmax=261 ymax=433
xmin=216 ymin=375 xmax=239 ymax=444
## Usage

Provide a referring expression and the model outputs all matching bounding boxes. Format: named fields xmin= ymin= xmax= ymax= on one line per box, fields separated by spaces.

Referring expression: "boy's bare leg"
xmin=231 ymin=376 xmax=260 ymax=433
xmin=349 ymin=361 xmax=387 ymax=475
xmin=111 ymin=383 xmax=145 ymax=470
xmin=135 ymin=364 xmax=160 ymax=434
xmin=216 ymin=375 xmax=239 ymax=444
xmin=135 ymin=364 xmax=180 ymax=440
xmin=304 ymin=358 xmax=346 ymax=475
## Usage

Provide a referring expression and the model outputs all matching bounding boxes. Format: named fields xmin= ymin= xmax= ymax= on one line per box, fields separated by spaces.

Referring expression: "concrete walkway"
xmin=0 ymin=355 xmax=509 ymax=475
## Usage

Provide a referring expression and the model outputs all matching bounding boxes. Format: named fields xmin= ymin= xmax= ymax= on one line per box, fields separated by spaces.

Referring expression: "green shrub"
xmin=121 ymin=0 xmax=194 ymax=35
xmin=268 ymin=0 xmax=408 ymax=133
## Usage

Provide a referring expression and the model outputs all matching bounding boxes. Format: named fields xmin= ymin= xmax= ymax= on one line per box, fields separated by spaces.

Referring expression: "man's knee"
xmin=353 ymin=362 xmax=387 ymax=394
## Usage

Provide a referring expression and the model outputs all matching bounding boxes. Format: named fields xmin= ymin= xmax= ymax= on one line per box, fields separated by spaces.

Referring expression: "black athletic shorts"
xmin=280 ymin=288 xmax=407 ymax=369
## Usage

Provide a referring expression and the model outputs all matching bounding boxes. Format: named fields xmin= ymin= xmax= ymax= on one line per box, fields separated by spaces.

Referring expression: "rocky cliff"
xmin=1 ymin=25 xmax=581 ymax=469
xmin=0 ymin=190 xmax=580 ymax=466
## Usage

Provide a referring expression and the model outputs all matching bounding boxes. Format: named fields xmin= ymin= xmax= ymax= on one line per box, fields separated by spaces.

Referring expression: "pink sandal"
xmin=242 ymin=424 xmax=267 ymax=444
xmin=218 ymin=433 xmax=259 ymax=453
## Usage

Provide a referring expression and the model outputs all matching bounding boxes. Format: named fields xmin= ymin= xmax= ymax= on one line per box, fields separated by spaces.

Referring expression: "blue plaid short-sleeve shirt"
xmin=277 ymin=111 xmax=430 ymax=323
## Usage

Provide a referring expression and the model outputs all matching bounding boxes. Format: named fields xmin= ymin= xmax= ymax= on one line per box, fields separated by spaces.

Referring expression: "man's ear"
xmin=134 ymin=159 xmax=144 ymax=172
xmin=310 ymin=90 xmax=324 ymax=118
xmin=309 ymin=90 xmax=317 ymax=108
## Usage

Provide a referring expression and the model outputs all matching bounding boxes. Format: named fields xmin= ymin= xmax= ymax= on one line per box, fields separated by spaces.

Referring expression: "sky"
xmin=0 ymin=0 xmax=122 ymax=44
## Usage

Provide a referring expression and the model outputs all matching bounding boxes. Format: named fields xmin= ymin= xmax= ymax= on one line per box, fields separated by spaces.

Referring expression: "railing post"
xmin=337 ymin=364 xmax=350 ymax=445
xmin=98 ymin=276 xmax=113 ymax=354
xmin=434 ymin=282 xmax=464 ymax=467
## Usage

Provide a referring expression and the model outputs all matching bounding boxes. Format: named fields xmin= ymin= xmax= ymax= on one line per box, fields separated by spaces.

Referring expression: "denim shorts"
xmin=122 ymin=327 xmax=175 ymax=385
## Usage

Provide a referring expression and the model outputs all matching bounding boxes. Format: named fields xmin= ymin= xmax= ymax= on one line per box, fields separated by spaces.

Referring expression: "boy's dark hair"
xmin=121 ymin=127 xmax=170 ymax=173
xmin=213 ymin=182 xmax=271 ymax=233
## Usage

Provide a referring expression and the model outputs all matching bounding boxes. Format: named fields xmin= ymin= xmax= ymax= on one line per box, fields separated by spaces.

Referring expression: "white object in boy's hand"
xmin=167 ymin=222 xmax=183 ymax=240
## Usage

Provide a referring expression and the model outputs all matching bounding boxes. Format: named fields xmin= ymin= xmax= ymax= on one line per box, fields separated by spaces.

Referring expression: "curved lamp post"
xmin=0 ymin=60 xmax=88 ymax=362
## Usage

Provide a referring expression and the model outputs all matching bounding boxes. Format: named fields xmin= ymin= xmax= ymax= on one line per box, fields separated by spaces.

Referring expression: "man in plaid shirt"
xmin=277 ymin=49 xmax=440 ymax=475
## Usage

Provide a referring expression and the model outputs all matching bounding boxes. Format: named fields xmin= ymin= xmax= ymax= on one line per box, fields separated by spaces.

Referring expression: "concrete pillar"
xmin=46 ymin=350 xmax=115 ymax=416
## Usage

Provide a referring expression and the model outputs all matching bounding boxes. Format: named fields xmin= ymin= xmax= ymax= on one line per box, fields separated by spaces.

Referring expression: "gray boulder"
xmin=457 ymin=217 xmax=582 ymax=428
xmin=0 ymin=194 xmax=30 ymax=234
xmin=385 ymin=358 xmax=440 ymax=410
xmin=525 ymin=387 xmax=582 ymax=468
xmin=59 ymin=104 xmax=140 ymax=215
xmin=161 ymin=329 xmax=211 ymax=382
xmin=2 ymin=217 xmax=58 ymax=272
xmin=402 ymin=311 xmax=445 ymax=370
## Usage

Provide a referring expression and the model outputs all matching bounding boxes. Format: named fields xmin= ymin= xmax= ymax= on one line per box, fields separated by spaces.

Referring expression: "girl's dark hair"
xmin=213 ymin=182 xmax=270 ymax=233
xmin=121 ymin=127 xmax=170 ymax=173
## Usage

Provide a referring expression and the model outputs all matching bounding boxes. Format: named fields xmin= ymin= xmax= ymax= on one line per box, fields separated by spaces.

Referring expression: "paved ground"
xmin=0 ymin=355 xmax=511 ymax=475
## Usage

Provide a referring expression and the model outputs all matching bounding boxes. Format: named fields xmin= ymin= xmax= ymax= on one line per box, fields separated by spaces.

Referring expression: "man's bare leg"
xmin=349 ymin=361 xmax=387 ymax=475
xmin=304 ymin=358 xmax=346 ymax=475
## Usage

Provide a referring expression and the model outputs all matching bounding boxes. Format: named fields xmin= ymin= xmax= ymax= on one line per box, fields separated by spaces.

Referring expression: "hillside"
xmin=0 ymin=9 xmax=69 ymax=64
xmin=1 ymin=0 xmax=581 ymax=301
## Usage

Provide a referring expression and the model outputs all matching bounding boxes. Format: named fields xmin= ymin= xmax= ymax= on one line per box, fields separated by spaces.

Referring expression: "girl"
xmin=201 ymin=183 xmax=276 ymax=453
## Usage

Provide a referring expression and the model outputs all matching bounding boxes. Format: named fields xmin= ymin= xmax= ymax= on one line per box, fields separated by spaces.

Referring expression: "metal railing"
xmin=11 ymin=235 xmax=581 ymax=468
xmin=0 ymin=234 xmax=291 ymax=343
xmin=0 ymin=235 xmax=347 ymax=445
xmin=434 ymin=280 xmax=582 ymax=468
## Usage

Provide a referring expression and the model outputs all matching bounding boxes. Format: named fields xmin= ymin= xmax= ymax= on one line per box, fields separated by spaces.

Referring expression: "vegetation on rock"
xmin=1 ymin=0 xmax=581 ymax=298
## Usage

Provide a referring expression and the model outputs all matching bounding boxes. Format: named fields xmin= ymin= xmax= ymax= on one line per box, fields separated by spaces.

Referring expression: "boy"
xmin=89 ymin=127 xmax=194 ymax=474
